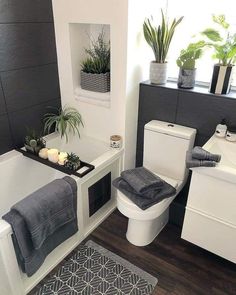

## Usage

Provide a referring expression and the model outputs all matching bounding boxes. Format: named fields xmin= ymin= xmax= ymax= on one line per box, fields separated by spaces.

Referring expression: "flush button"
xmin=168 ymin=124 xmax=174 ymax=127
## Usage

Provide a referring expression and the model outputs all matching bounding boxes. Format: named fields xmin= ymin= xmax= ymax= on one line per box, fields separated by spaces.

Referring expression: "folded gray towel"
xmin=113 ymin=177 xmax=176 ymax=210
xmin=186 ymin=151 xmax=216 ymax=168
xmin=121 ymin=167 xmax=164 ymax=194
xmin=192 ymin=146 xmax=221 ymax=162
xmin=2 ymin=176 xmax=78 ymax=277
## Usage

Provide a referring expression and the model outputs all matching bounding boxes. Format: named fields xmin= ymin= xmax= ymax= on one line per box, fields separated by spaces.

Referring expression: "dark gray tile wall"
xmin=137 ymin=81 xmax=236 ymax=226
xmin=0 ymin=0 xmax=61 ymax=155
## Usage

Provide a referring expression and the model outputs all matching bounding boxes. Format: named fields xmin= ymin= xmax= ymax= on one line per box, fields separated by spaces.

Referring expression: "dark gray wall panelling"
xmin=0 ymin=0 xmax=61 ymax=155
xmin=0 ymin=23 xmax=57 ymax=71
xmin=0 ymin=85 xmax=7 ymax=115
xmin=9 ymin=99 xmax=60 ymax=146
xmin=1 ymin=64 xmax=60 ymax=112
xmin=0 ymin=0 xmax=53 ymax=23
xmin=0 ymin=115 xmax=13 ymax=154
xmin=136 ymin=81 xmax=236 ymax=226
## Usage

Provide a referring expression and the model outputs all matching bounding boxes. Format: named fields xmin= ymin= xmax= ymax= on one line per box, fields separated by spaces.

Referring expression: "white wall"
xmin=52 ymin=0 xmax=162 ymax=169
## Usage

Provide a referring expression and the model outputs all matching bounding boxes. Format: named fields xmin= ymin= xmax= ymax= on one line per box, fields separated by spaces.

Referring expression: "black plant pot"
xmin=177 ymin=68 xmax=196 ymax=89
xmin=209 ymin=64 xmax=234 ymax=95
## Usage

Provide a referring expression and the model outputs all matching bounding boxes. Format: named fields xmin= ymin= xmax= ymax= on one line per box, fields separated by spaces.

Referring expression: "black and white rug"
xmin=35 ymin=240 xmax=158 ymax=295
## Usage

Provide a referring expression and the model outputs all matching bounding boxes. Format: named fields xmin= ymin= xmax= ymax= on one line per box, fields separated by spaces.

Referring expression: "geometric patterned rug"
xmin=34 ymin=240 xmax=158 ymax=295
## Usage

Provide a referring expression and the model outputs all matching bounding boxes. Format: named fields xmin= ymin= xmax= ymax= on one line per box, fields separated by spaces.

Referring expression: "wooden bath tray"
xmin=15 ymin=148 xmax=95 ymax=178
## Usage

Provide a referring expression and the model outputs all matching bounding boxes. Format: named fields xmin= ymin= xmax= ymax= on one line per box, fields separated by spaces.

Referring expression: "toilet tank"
xmin=143 ymin=120 xmax=196 ymax=181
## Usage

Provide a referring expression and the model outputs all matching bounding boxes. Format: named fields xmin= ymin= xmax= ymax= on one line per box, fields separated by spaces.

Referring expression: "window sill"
xmin=141 ymin=80 xmax=236 ymax=100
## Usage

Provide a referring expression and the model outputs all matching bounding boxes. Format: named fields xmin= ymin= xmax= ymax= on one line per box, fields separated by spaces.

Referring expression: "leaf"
xmin=212 ymin=14 xmax=229 ymax=29
xmin=201 ymin=28 xmax=222 ymax=42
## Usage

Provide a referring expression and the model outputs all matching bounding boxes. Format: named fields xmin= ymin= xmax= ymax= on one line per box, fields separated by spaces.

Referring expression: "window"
xmin=164 ymin=0 xmax=236 ymax=86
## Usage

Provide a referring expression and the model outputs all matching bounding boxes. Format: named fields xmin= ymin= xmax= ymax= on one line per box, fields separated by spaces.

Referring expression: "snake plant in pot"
xmin=143 ymin=10 xmax=183 ymax=85
xmin=177 ymin=41 xmax=205 ymax=89
xmin=201 ymin=15 xmax=236 ymax=94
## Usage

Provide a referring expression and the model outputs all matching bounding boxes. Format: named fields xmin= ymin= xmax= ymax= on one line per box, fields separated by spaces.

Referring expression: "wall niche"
xmin=69 ymin=23 xmax=111 ymax=108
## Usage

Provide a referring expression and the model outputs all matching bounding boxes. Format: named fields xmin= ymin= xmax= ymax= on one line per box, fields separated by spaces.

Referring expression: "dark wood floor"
xmin=89 ymin=210 xmax=236 ymax=295
xmin=30 ymin=210 xmax=236 ymax=295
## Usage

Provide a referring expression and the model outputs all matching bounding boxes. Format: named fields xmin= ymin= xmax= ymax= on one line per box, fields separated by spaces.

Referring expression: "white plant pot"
xmin=149 ymin=62 xmax=168 ymax=85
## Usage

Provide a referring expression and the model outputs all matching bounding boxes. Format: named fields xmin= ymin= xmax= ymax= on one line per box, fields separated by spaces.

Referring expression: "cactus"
xmin=176 ymin=41 xmax=205 ymax=70
xmin=24 ymin=128 xmax=45 ymax=155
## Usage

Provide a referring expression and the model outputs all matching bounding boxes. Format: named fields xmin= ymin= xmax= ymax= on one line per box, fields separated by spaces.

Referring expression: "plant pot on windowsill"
xmin=177 ymin=68 xmax=196 ymax=89
xmin=143 ymin=11 xmax=183 ymax=86
xmin=149 ymin=62 xmax=168 ymax=85
xmin=209 ymin=64 xmax=234 ymax=95
xmin=80 ymin=71 xmax=110 ymax=93
xmin=176 ymin=41 xmax=205 ymax=89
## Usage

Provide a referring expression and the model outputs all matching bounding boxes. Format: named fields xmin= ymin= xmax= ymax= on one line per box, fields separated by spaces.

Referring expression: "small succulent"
xmin=25 ymin=129 xmax=45 ymax=154
xmin=65 ymin=152 xmax=80 ymax=171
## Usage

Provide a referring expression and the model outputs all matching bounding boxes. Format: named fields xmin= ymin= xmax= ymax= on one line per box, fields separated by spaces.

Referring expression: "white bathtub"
xmin=0 ymin=133 xmax=123 ymax=295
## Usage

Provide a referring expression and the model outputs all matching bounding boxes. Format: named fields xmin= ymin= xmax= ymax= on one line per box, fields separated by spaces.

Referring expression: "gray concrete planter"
xmin=81 ymin=71 xmax=110 ymax=93
xmin=177 ymin=68 xmax=196 ymax=89
xmin=149 ymin=62 xmax=167 ymax=85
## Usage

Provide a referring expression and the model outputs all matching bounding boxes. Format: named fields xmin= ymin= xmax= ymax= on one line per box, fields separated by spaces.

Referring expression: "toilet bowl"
xmin=116 ymin=120 xmax=196 ymax=246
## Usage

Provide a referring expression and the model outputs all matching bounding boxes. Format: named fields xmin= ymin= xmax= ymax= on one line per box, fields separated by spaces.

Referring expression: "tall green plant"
xmin=143 ymin=10 xmax=184 ymax=63
xmin=44 ymin=106 xmax=83 ymax=142
xmin=176 ymin=41 xmax=205 ymax=70
xmin=201 ymin=15 xmax=236 ymax=66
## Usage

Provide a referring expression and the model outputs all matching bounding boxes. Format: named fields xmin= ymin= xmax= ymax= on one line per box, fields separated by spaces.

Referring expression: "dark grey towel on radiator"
xmin=192 ymin=146 xmax=221 ymax=162
xmin=2 ymin=176 xmax=78 ymax=277
xmin=113 ymin=177 xmax=176 ymax=210
xmin=186 ymin=151 xmax=216 ymax=168
xmin=121 ymin=167 xmax=164 ymax=194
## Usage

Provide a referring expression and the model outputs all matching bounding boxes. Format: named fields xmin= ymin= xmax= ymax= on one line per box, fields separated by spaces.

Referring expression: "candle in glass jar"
xmin=58 ymin=152 xmax=68 ymax=165
xmin=47 ymin=149 xmax=59 ymax=163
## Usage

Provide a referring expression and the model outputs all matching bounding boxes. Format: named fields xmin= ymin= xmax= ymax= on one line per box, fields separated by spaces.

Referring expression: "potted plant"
xmin=24 ymin=129 xmax=46 ymax=155
xmin=201 ymin=14 xmax=236 ymax=94
xmin=143 ymin=10 xmax=183 ymax=85
xmin=44 ymin=106 xmax=83 ymax=143
xmin=65 ymin=152 xmax=80 ymax=171
xmin=176 ymin=41 xmax=205 ymax=89
xmin=81 ymin=32 xmax=110 ymax=93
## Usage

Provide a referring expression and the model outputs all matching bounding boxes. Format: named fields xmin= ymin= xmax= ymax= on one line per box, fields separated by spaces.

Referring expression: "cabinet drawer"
xmin=187 ymin=171 xmax=236 ymax=225
xmin=182 ymin=208 xmax=236 ymax=263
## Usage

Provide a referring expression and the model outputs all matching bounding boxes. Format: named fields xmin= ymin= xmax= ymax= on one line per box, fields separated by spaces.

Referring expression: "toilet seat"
xmin=117 ymin=173 xmax=183 ymax=221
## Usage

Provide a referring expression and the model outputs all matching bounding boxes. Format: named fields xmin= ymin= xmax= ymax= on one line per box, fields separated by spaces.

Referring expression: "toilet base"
xmin=126 ymin=208 xmax=169 ymax=246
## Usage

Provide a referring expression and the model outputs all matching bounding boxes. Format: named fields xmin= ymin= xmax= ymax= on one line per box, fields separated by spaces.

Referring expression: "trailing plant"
xmin=44 ymin=106 xmax=83 ymax=143
xmin=143 ymin=10 xmax=184 ymax=63
xmin=176 ymin=41 xmax=205 ymax=70
xmin=65 ymin=152 xmax=80 ymax=171
xmin=81 ymin=31 xmax=110 ymax=74
xmin=201 ymin=14 xmax=236 ymax=66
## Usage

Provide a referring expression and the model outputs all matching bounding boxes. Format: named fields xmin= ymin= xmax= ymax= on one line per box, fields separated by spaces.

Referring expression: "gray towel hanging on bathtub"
xmin=2 ymin=176 xmax=78 ymax=277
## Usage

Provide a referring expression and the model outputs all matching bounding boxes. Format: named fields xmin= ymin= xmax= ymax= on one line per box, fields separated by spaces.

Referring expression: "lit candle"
xmin=47 ymin=149 xmax=59 ymax=163
xmin=38 ymin=148 xmax=48 ymax=159
xmin=58 ymin=152 xmax=68 ymax=165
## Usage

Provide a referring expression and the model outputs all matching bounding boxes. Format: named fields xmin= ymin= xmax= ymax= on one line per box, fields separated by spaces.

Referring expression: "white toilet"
xmin=117 ymin=120 xmax=196 ymax=246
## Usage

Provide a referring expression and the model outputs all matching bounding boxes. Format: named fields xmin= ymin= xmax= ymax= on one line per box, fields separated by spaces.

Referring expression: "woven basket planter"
xmin=80 ymin=71 xmax=110 ymax=93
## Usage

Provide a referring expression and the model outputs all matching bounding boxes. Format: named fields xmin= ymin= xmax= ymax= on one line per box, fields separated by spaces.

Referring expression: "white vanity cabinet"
xmin=181 ymin=136 xmax=236 ymax=264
